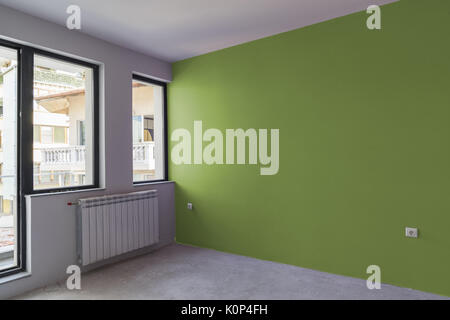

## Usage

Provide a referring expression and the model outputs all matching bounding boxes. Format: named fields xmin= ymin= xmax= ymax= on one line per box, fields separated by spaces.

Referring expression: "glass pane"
xmin=0 ymin=45 xmax=18 ymax=271
xmin=132 ymin=79 xmax=165 ymax=182
xmin=33 ymin=55 xmax=94 ymax=190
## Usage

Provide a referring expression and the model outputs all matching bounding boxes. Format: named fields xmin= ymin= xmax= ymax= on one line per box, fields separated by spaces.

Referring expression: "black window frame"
xmin=29 ymin=49 xmax=100 ymax=194
xmin=0 ymin=38 xmax=24 ymax=278
xmin=0 ymin=38 xmax=100 ymax=278
xmin=132 ymin=74 xmax=168 ymax=184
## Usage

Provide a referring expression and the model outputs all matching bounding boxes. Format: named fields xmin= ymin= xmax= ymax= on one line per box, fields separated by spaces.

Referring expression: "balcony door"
xmin=0 ymin=45 xmax=19 ymax=274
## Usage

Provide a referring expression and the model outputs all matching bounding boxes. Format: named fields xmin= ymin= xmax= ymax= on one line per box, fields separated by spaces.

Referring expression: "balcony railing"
xmin=133 ymin=142 xmax=155 ymax=171
xmin=43 ymin=146 xmax=85 ymax=164
xmin=35 ymin=145 xmax=85 ymax=172
xmin=35 ymin=142 xmax=155 ymax=171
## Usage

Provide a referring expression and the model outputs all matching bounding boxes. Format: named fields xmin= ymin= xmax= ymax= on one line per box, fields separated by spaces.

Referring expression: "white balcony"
xmin=35 ymin=145 xmax=86 ymax=172
xmin=34 ymin=142 xmax=155 ymax=172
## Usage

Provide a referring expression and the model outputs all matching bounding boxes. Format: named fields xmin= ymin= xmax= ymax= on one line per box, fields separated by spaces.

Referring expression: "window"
xmin=132 ymin=75 xmax=167 ymax=183
xmin=0 ymin=43 xmax=19 ymax=274
xmin=0 ymin=38 xmax=99 ymax=277
xmin=33 ymin=54 xmax=99 ymax=191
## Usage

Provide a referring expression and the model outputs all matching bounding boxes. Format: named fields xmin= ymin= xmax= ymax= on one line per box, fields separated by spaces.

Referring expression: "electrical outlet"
xmin=405 ymin=227 xmax=418 ymax=238
xmin=187 ymin=202 xmax=193 ymax=210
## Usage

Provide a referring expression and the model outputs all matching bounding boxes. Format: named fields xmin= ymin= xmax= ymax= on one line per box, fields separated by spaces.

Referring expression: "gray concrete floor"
xmin=14 ymin=244 xmax=448 ymax=300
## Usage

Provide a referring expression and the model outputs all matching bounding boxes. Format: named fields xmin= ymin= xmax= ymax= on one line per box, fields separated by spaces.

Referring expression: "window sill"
xmin=27 ymin=187 xmax=106 ymax=198
xmin=0 ymin=271 xmax=31 ymax=285
xmin=133 ymin=180 xmax=174 ymax=187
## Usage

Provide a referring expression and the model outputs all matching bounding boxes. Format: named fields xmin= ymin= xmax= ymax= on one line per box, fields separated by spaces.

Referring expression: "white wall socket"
xmin=187 ymin=202 xmax=193 ymax=210
xmin=405 ymin=227 xmax=418 ymax=238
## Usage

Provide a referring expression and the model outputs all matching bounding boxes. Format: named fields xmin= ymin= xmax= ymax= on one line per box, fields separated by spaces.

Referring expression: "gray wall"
xmin=0 ymin=5 xmax=174 ymax=298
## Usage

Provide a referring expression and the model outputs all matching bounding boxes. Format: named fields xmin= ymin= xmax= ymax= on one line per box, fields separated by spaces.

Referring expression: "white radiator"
xmin=77 ymin=190 xmax=159 ymax=266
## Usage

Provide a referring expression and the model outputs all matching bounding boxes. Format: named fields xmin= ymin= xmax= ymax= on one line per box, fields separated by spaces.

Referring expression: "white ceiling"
xmin=0 ymin=0 xmax=396 ymax=62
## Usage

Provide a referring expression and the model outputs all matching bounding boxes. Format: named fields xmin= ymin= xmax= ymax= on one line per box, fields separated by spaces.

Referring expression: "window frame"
xmin=0 ymin=38 xmax=100 ymax=278
xmin=28 ymin=48 xmax=100 ymax=194
xmin=132 ymin=74 xmax=168 ymax=184
xmin=0 ymin=38 xmax=25 ymax=278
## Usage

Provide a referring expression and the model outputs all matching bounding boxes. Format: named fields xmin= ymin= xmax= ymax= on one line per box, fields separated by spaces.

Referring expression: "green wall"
xmin=168 ymin=0 xmax=450 ymax=296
